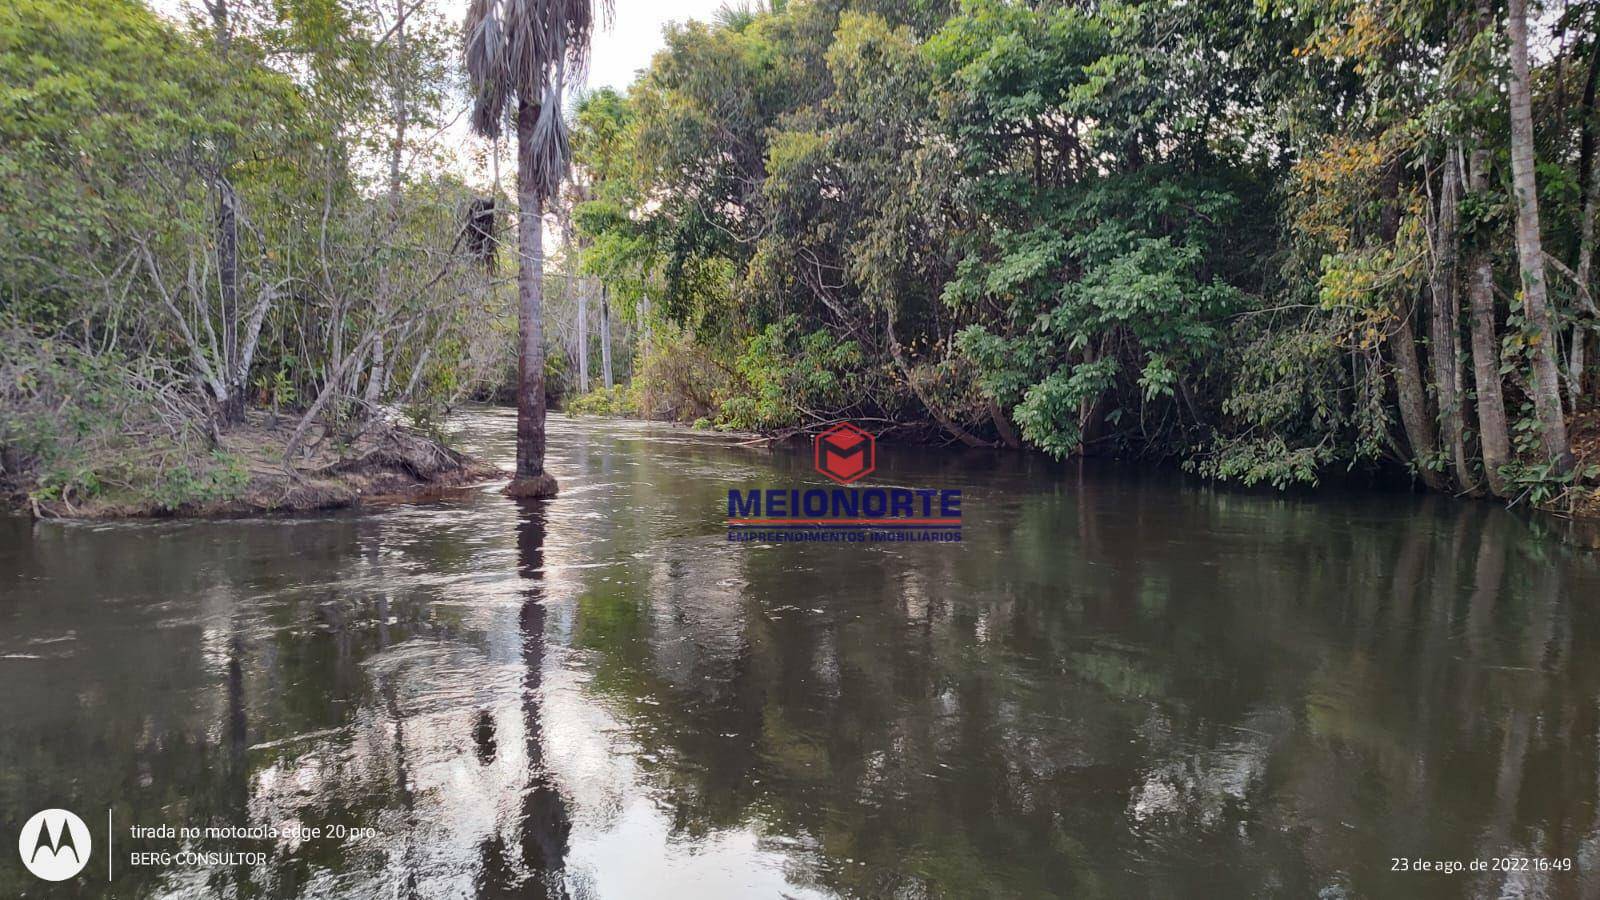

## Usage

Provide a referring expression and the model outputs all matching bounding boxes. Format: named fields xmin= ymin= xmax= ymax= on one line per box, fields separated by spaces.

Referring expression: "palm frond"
xmin=465 ymin=0 xmax=510 ymax=137
xmin=465 ymin=0 xmax=599 ymax=200
xmin=521 ymin=83 xmax=571 ymax=201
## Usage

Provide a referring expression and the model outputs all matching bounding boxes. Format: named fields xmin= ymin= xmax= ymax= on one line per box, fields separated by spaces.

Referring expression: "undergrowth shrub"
xmin=0 ymin=328 xmax=247 ymax=511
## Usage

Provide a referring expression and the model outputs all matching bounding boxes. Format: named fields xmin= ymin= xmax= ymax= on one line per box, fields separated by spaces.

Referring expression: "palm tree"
xmin=465 ymin=0 xmax=602 ymax=498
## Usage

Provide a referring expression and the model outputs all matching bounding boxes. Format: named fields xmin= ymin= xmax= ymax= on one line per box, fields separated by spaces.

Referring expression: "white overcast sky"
xmin=145 ymin=0 xmax=730 ymax=183
xmin=147 ymin=0 xmax=728 ymax=92
xmin=587 ymin=0 xmax=727 ymax=91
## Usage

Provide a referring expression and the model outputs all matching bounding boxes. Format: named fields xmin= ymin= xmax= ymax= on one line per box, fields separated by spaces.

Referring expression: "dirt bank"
xmin=9 ymin=412 xmax=502 ymax=519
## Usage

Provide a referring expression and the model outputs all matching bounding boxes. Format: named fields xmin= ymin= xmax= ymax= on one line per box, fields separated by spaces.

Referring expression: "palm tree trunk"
xmin=1467 ymin=149 xmax=1514 ymax=498
xmin=1507 ymin=0 xmax=1575 ymax=471
xmin=508 ymin=98 xmax=558 ymax=498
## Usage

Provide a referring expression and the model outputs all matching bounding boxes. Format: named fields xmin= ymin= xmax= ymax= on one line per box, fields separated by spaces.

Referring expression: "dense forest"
xmin=569 ymin=0 xmax=1600 ymax=510
xmin=3 ymin=0 xmax=1600 ymax=513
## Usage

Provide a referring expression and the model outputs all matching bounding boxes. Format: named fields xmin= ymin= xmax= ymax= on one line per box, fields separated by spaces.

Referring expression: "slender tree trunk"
xmin=885 ymin=308 xmax=990 ymax=448
xmin=1430 ymin=151 xmax=1470 ymax=490
xmin=508 ymin=98 xmax=557 ymax=497
xmin=639 ymin=291 xmax=651 ymax=348
xmin=988 ymin=398 xmax=1021 ymax=449
xmin=1577 ymin=42 xmax=1600 ymax=409
xmin=1392 ymin=312 xmax=1445 ymax=490
xmin=1466 ymin=149 xmax=1514 ymax=498
xmin=1507 ymin=0 xmax=1575 ymax=471
xmin=576 ymin=278 xmax=588 ymax=393
xmin=366 ymin=0 xmax=408 ymax=408
xmin=216 ymin=179 xmax=244 ymax=422
xmin=207 ymin=0 xmax=244 ymax=424
xmin=1575 ymin=33 xmax=1600 ymax=291
xmin=1378 ymin=163 xmax=1444 ymax=490
xmin=600 ymin=283 xmax=613 ymax=389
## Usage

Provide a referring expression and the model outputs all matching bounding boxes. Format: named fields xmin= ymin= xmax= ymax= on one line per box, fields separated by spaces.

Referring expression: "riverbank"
xmin=4 ymin=411 xmax=502 ymax=519
xmin=564 ymin=403 xmax=1600 ymax=539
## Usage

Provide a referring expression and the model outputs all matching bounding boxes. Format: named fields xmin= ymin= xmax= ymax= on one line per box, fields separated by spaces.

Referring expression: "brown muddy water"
xmin=3 ymin=406 xmax=1600 ymax=898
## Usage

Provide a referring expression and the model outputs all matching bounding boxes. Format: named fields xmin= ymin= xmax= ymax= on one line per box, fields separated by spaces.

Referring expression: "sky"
xmin=144 ymin=0 xmax=731 ymax=183
xmin=586 ymin=0 xmax=728 ymax=92
xmin=147 ymin=0 xmax=728 ymax=94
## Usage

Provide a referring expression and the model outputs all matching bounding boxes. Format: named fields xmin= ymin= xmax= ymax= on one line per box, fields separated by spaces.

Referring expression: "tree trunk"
xmin=1391 ymin=311 xmax=1445 ymax=490
xmin=1575 ymin=31 xmax=1600 ymax=291
xmin=885 ymin=308 xmax=990 ymax=448
xmin=209 ymin=0 xmax=243 ymax=425
xmin=508 ymin=98 xmax=558 ymax=498
xmin=216 ymin=178 xmax=242 ymax=423
xmin=988 ymin=398 xmax=1021 ymax=449
xmin=1429 ymin=150 xmax=1471 ymax=491
xmin=365 ymin=0 xmax=408 ymax=408
xmin=639 ymin=291 xmax=651 ymax=349
xmin=1577 ymin=39 xmax=1600 ymax=410
xmin=1507 ymin=0 xmax=1575 ymax=471
xmin=576 ymin=278 xmax=588 ymax=393
xmin=1378 ymin=162 xmax=1444 ymax=490
xmin=1466 ymin=149 xmax=1514 ymax=498
xmin=1572 ymin=317 xmax=1589 ymax=414
xmin=600 ymin=283 xmax=614 ymax=389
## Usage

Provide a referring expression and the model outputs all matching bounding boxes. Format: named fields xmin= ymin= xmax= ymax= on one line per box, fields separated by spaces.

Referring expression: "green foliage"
xmin=719 ymin=316 xmax=863 ymax=431
xmin=567 ymin=384 xmax=641 ymax=417
xmin=149 ymin=451 xmax=250 ymax=511
xmin=0 ymin=0 xmax=504 ymax=512
xmin=630 ymin=321 xmax=730 ymax=423
xmin=0 ymin=329 xmax=246 ymax=512
xmin=1502 ymin=461 xmax=1600 ymax=508
xmin=7 ymin=0 xmax=1597 ymax=513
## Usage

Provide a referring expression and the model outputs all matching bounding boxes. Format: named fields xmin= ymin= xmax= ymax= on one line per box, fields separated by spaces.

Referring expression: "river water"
xmin=3 ymin=407 xmax=1600 ymax=898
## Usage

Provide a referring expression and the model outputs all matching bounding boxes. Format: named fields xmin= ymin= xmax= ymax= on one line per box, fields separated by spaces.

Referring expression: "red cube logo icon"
xmin=814 ymin=422 xmax=875 ymax=484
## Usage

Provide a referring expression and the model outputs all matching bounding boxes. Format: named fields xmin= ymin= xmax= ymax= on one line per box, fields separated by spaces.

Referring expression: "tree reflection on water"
xmin=1 ymin=410 xmax=1599 ymax=899
xmin=478 ymin=500 xmax=571 ymax=899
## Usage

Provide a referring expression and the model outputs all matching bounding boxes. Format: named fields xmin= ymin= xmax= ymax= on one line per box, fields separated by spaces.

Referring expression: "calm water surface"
xmin=3 ymin=407 xmax=1600 ymax=898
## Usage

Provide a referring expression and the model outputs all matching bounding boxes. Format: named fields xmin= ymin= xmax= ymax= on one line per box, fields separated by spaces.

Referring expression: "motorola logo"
xmin=18 ymin=809 xmax=91 ymax=881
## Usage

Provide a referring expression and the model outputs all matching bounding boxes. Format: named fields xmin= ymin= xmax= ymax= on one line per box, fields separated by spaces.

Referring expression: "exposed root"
xmin=503 ymin=472 xmax=559 ymax=499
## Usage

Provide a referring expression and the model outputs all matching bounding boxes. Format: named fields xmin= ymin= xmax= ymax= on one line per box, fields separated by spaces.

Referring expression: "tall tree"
xmin=366 ymin=0 xmax=410 ymax=406
xmin=1379 ymin=165 xmax=1445 ymax=492
xmin=577 ymin=278 xmax=589 ymax=392
xmin=465 ymin=0 xmax=602 ymax=498
xmin=600 ymin=282 xmax=613 ymax=389
xmin=1505 ymin=0 xmax=1575 ymax=472
xmin=1465 ymin=148 xmax=1514 ymax=497
xmin=203 ymin=0 xmax=245 ymax=423
xmin=1429 ymin=150 xmax=1470 ymax=490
